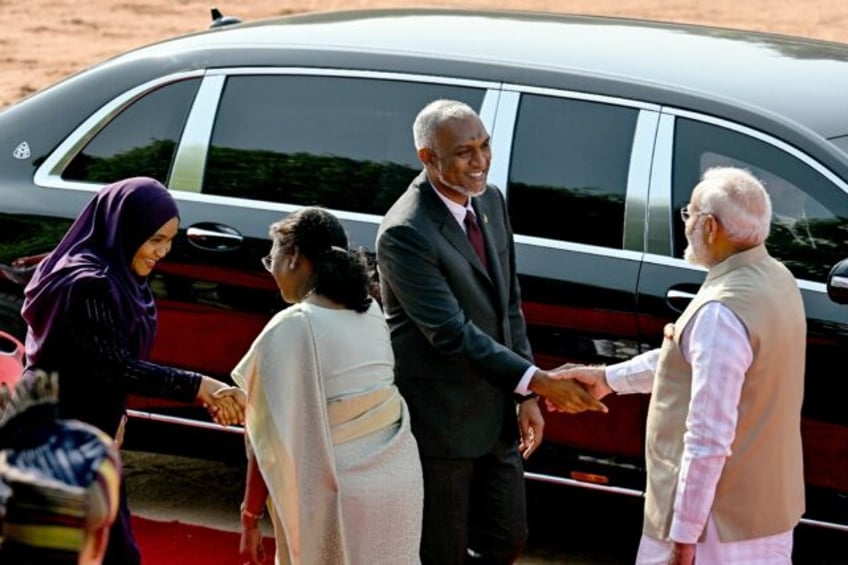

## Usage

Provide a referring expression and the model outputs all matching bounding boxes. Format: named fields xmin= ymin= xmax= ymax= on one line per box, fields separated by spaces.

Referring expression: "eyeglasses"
xmin=680 ymin=204 xmax=710 ymax=222
xmin=261 ymin=254 xmax=273 ymax=272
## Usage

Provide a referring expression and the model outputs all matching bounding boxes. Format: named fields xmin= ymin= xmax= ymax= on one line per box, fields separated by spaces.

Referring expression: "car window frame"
xmin=171 ymin=68 xmax=503 ymax=198
xmin=495 ymin=83 xmax=661 ymax=255
xmin=33 ymin=70 xmax=207 ymax=192
xmin=31 ymin=67 xmax=504 ymax=227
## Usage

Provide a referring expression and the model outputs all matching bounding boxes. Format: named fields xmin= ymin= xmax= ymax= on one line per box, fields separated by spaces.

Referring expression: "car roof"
xmin=118 ymin=9 xmax=848 ymax=141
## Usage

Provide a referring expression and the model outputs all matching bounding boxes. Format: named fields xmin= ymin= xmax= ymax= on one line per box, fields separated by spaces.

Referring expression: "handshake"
xmin=528 ymin=364 xmax=614 ymax=414
xmin=197 ymin=376 xmax=247 ymax=427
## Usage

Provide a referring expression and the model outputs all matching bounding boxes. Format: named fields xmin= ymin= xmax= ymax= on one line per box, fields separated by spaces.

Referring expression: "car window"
xmin=62 ymin=79 xmax=201 ymax=184
xmin=204 ymin=75 xmax=485 ymax=215
xmin=672 ymin=118 xmax=848 ymax=283
xmin=507 ymin=94 xmax=637 ymax=248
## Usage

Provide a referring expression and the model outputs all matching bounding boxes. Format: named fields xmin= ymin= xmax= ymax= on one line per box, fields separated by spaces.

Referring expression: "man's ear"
xmin=289 ymin=247 xmax=301 ymax=271
xmin=706 ymin=215 xmax=719 ymax=243
xmin=418 ymin=147 xmax=434 ymax=167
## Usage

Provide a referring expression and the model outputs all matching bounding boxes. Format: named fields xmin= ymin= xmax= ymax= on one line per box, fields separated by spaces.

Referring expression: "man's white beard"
xmin=435 ymin=167 xmax=487 ymax=198
xmin=684 ymin=222 xmax=708 ymax=266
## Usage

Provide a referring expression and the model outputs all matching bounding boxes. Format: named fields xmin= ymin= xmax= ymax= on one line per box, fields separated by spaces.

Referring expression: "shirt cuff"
xmin=669 ymin=516 xmax=704 ymax=544
xmin=604 ymin=363 xmax=628 ymax=393
xmin=514 ymin=365 xmax=538 ymax=396
xmin=604 ymin=348 xmax=659 ymax=394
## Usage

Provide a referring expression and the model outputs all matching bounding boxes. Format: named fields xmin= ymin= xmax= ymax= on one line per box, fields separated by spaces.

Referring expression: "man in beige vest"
xmin=555 ymin=167 xmax=806 ymax=564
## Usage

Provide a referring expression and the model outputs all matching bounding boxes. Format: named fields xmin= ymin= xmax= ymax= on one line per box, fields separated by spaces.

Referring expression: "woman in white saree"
xmin=233 ymin=208 xmax=423 ymax=565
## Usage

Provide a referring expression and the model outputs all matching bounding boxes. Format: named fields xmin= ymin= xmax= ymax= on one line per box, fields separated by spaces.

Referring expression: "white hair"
xmin=412 ymin=99 xmax=478 ymax=151
xmin=696 ymin=166 xmax=772 ymax=245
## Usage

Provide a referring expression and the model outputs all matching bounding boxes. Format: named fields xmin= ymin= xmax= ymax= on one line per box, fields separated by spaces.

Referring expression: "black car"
xmin=1 ymin=8 xmax=846 ymax=531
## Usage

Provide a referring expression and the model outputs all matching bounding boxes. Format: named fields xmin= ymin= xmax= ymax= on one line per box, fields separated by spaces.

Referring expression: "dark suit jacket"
xmin=377 ymin=171 xmax=534 ymax=458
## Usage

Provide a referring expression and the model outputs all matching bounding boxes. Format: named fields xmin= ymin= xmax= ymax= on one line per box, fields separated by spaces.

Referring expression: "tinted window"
xmin=507 ymin=94 xmax=637 ymax=248
xmin=63 ymin=79 xmax=200 ymax=184
xmin=673 ymin=118 xmax=848 ymax=283
xmin=204 ymin=76 xmax=485 ymax=215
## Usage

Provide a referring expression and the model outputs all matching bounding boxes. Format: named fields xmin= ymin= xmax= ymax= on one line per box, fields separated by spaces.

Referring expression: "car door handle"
xmin=830 ymin=275 xmax=848 ymax=289
xmin=666 ymin=287 xmax=699 ymax=313
xmin=186 ymin=223 xmax=243 ymax=252
xmin=667 ymin=289 xmax=696 ymax=300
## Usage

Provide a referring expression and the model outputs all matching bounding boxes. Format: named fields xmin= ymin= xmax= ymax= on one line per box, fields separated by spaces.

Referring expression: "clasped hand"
xmin=198 ymin=376 xmax=247 ymax=426
xmin=530 ymin=364 xmax=610 ymax=414
xmin=538 ymin=364 xmax=613 ymax=414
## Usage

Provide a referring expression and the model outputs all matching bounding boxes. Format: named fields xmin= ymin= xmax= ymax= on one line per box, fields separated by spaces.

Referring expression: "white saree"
xmin=232 ymin=300 xmax=423 ymax=565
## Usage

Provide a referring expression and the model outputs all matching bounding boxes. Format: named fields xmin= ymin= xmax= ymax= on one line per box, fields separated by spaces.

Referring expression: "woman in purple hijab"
xmin=20 ymin=177 xmax=244 ymax=565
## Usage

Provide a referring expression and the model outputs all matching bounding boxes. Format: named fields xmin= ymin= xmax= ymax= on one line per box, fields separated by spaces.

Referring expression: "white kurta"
xmin=232 ymin=300 xmax=423 ymax=565
xmin=607 ymin=301 xmax=793 ymax=564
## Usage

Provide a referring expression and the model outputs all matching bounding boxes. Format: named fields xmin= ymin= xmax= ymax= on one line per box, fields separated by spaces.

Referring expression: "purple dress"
xmin=20 ymin=177 xmax=203 ymax=565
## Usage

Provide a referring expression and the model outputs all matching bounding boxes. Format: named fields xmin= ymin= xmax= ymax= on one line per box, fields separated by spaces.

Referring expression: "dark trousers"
xmin=103 ymin=481 xmax=141 ymax=565
xmin=420 ymin=438 xmax=528 ymax=565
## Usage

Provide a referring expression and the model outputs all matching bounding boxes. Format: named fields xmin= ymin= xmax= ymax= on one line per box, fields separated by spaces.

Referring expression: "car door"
xmin=494 ymin=86 xmax=660 ymax=485
xmin=639 ymin=109 xmax=848 ymax=524
xmin=154 ymin=70 xmax=495 ymax=423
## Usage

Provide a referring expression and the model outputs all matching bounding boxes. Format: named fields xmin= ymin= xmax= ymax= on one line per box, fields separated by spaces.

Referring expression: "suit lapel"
xmin=418 ymin=177 xmax=492 ymax=283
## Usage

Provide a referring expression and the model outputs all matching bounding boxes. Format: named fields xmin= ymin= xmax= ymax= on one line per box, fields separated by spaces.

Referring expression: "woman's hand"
xmin=211 ymin=386 xmax=247 ymax=426
xmin=197 ymin=376 xmax=246 ymax=426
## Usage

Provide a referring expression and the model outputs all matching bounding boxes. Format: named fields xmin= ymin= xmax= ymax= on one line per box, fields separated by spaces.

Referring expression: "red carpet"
xmin=131 ymin=515 xmax=275 ymax=564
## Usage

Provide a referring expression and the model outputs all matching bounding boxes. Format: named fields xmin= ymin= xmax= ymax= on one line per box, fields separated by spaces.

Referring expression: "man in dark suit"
xmin=376 ymin=99 xmax=605 ymax=564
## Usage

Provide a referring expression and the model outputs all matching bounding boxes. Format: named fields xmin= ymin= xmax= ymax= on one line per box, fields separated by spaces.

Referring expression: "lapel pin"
xmin=483 ymin=213 xmax=488 ymax=224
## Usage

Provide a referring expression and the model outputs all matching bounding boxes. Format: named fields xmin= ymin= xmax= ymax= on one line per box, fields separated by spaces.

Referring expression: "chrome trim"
xmin=641 ymin=252 xmax=702 ymax=269
xmin=186 ymin=225 xmax=243 ymax=243
xmin=525 ymin=472 xmax=848 ymax=531
xmin=524 ymin=471 xmax=644 ymax=497
xmin=798 ymin=518 xmax=848 ymax=533
xmin=641 ymin=252 xmax=826 ymax=293
xmin=477 ymin=89 xmax=500 ymax=130
xmin=623 ymin=110 xmax=660 ymax=252
xmin=205 ymin=66 xmax=502 ymax=90
xmin=502 ymin=83 xmax=661 ymax=112
xmin=830 ymin=275 xmax=848 ymax=289
xmin=126 ymin=409 xmax=244 ymax=435
xmin=514 ymin=234 xmax=644 ymax=262
xmin=646 ymin=113 xmax=675 ymax=255
xmin=33 ymin=70 xmax=208 ymax=190
xmin=487 ymin=90 xmax=518 ymax=195
xmin=667 ymin=289 xmax=696 ymax=301
xmin=170 ymin=74 xmax=225 ymax=192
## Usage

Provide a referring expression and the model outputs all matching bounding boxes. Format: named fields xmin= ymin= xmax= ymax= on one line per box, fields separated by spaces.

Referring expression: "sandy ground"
xmin=2 ymin=0 xmax=848 ymax=110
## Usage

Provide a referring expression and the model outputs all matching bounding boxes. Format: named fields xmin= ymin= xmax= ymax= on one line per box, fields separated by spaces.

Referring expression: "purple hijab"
xmin=21 ymin=177 xmax=179 ymax=364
